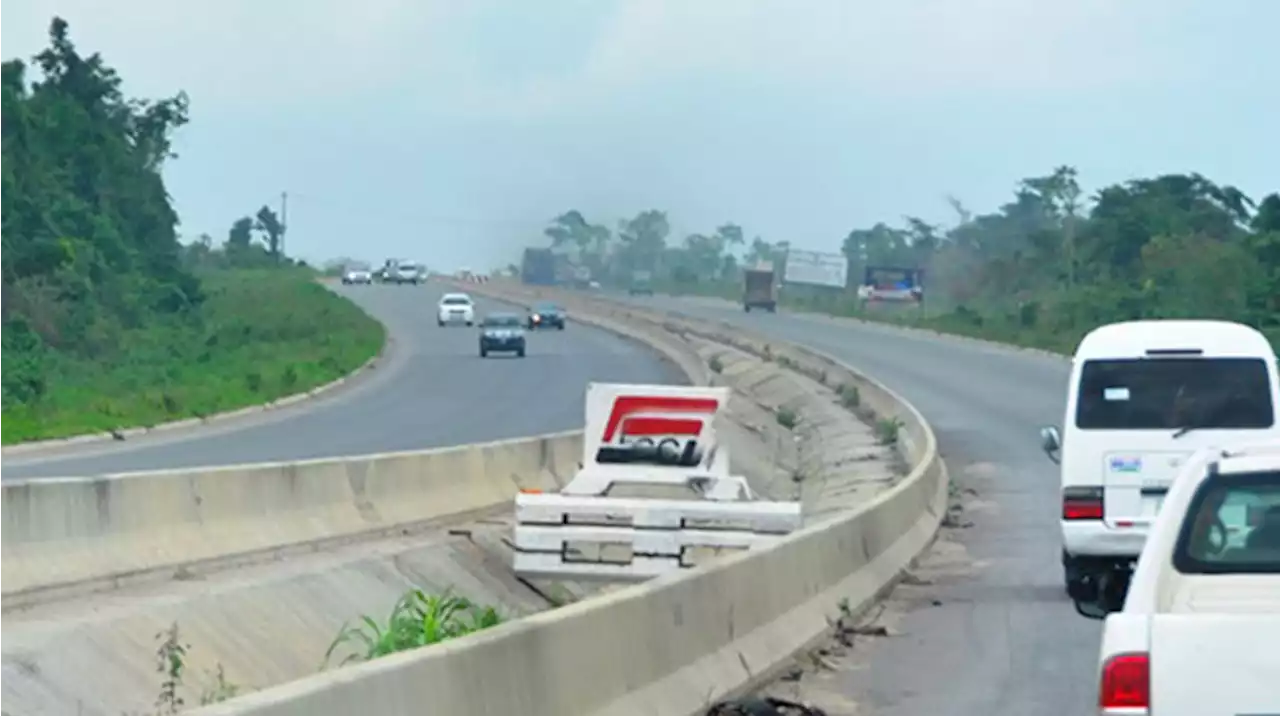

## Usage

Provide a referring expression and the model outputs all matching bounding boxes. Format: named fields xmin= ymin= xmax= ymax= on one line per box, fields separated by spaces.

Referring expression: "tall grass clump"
xmin=323 ymin=588 xmax=505 ymax=667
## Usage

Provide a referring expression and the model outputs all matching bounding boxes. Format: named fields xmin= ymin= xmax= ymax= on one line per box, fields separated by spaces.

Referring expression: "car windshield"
xmin=442 ymin=296 xmax=471 ymax=306
xmin=533 ymin=303 xmax=560 ymax=312
xmin=1074 ymin=358 xmax=1274 ymax=431
xmin=483 ymin=315 xmax=521 ymax=327
xmin=1174 ymin=469 xmax=1280 ymax=574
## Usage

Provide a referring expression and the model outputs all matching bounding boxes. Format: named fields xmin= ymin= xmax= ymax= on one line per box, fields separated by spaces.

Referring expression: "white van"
xmin=1039 ymin=319 xmax=1280 ymax=601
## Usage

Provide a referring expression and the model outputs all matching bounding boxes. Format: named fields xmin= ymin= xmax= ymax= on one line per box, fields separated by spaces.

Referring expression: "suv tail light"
xmin=1100 ymin=652 xmax=1149 ymax=712
xmin=1063 ymin=486 xmax=1104 ymax=520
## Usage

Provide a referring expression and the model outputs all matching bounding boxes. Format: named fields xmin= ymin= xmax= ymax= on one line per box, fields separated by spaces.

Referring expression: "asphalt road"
xmin=2 ymin=283 xmax=682 ymax=481
xmin=612 ymin=293 xmax=1094 ymax=716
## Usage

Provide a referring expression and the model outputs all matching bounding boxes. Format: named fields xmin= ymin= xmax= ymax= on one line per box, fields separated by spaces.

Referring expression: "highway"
xmin=3 ymin=283 xmax=682 ymax=480
xmin=613 ymin=294 xmax=1093 ymax=715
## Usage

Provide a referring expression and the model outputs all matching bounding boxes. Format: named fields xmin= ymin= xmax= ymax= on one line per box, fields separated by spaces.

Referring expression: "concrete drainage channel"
xmin=1 ymin=283 xmax=938 ymax=716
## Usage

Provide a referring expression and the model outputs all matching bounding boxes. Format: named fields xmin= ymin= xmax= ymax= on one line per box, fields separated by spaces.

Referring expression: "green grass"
xmin=133 ymin=589 xmax=501 ymax=713
xmin=1 ymin=269 xmax=385 ymax=445
xmin=323 ymin=588 xmax=505 ymax=667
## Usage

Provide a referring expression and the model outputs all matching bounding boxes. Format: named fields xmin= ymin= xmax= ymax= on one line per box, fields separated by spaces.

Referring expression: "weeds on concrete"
xmin=128 ymin=623 xmax=240 ymax=715
xmin=323 ymin=588 xmax=504 ymax=668
xmin=709 ymin=354 xmax=724 ymax=373
xmin=775 ymin=406 xmax=800 ymax=430
xmin=837 ymin=383 xmax=860 ymax=409
xmin=154 ymin=624 xmax=188 ymax=715
xmin=124 ymin=589 xmax=500 ymax=714
xmin=874 ymin=417 xmax=904 ymax=446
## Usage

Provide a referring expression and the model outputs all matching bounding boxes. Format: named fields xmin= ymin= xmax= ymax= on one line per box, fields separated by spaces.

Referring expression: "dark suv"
xmin=527 ymin=302 xmax=566 ymax=330
xmin=479 ymin=313 xmax=526 ymax=358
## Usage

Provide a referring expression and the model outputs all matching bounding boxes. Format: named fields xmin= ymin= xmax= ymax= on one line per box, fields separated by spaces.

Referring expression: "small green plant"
xmin=775 ymin=407 xmax=799 ymax=430
xmin=708 ymin=354 xmax=724 ymax=373
xmin=143 ymin=622 xmax=242 ymax=714
xmin=154 ymin=623 xmax=188 ymax=715
xmin=838 ymin=383 xmax=861 ymax=409
xmin=323 ymin=588 xmax=505 ymax=668
xmin=200 ymin=664 xmax=241 ymax=705
xmin=875 ymin=417 xmax=904 ymax=445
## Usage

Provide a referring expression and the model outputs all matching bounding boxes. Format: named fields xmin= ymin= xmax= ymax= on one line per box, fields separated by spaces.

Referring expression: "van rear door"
xmin=1074 ymin=356 xmax=1277 ymax=528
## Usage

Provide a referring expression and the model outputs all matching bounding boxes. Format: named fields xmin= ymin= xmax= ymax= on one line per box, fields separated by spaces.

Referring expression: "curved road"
xmin=3 ymin=283 xmax=682 ymax=480
xmin=614 ymin=293 xmax=1091 ymax=715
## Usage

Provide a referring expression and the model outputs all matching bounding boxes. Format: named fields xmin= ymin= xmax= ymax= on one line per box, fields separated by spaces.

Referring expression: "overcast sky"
xmin=3 ymin=0 xmax=1277 ymax=270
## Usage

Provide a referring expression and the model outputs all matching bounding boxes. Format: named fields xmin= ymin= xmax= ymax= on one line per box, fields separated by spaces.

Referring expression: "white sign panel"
xmin=783 ymin=250 xmax=848 ymax=289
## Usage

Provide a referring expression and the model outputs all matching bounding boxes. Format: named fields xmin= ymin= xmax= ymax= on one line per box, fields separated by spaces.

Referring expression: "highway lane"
xmin=614 ymin=293 xmax=1093 ymax=715
xmin=3 ymin=283 xmax=683 ymax=480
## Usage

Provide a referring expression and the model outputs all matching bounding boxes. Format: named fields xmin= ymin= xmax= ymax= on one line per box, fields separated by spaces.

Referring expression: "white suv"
xmin=437 ymin=293 xmax=474 ymax=326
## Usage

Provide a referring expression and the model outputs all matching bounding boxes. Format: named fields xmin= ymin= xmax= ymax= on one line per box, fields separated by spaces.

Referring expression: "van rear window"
xmin=1173 ymin=470 xmax=1280 ymax=575
xmin=1074 ymin=358 xmax=1274 ymax=430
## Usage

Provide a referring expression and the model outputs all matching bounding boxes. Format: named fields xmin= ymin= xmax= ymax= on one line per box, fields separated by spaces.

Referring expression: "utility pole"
xmin=279 ymin=191 xmax=289 ymax=261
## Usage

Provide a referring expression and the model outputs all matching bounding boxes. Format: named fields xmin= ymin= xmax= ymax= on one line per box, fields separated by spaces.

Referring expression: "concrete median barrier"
xmin=188 ymin=287 xmax=947 ymax=716
xmin=1 ymin=431 xmax=583 ymax=606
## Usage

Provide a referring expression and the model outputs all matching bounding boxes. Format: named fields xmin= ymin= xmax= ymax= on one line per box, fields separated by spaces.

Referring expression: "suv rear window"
xmin=1173 ymin=469 xmax=1280 ymax=574
xmin=442 ymin=296 xmax=471 ymax=306
xmin=1074 ymin=357 xmax=1274 ymax=430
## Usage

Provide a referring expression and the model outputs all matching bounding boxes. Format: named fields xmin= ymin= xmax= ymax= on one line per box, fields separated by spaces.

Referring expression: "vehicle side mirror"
xmin=1039 ymin=425 xmax=1062 ymax=465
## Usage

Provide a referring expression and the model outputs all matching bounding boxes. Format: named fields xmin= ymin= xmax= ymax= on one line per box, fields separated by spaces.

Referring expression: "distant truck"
xmin=521 ymin=247 xmax=556 ymax=286
xmin=628 ymin=270 xmax=654 ymax=296
xmin=742 ymin=266 xmax=777 ymax=312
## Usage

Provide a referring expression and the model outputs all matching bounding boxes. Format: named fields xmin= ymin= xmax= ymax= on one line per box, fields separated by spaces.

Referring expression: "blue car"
xmin=527 ymin=302 xmax=566 ymax=330
xmin=479 ymin=313 xmax=527 ymax=358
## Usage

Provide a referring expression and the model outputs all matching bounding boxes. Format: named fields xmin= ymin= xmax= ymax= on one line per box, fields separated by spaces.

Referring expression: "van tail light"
xmin=1099 ymin=652 xmax=1149 ymax=712
xmin=1063 ymin=486 xmax=1104 ymax=520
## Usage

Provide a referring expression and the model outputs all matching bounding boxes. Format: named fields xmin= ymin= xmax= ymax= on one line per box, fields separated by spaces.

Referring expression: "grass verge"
xmin=2 ymin=269 xmax=385 ymax=445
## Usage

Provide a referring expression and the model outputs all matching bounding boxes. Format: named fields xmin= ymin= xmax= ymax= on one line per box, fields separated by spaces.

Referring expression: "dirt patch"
xmin=741 ymin=465 xmax=984 ymax=715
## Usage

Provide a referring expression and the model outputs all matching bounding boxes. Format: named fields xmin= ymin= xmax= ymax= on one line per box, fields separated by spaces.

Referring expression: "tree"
xmin=616 ymin=210 xmax=670 ymax=272
xmin=227 ymin=217 xmax=254 ymax=249
xmin=255 ymin=206 xmax=285 ymax=258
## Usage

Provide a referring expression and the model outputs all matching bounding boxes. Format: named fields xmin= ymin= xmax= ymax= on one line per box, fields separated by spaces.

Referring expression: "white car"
xmin=1081 ymin=441 xmax=1280 ymax=715
xmin=1039 ymin=320 xmax=1280 ymax=602
xmin=389 ymin=261 xmax=425 ymax=285
xmin=437 ymin=293 xmax=474 ymax=326
xmin=341 ymin=268 xmax=373 ymax=285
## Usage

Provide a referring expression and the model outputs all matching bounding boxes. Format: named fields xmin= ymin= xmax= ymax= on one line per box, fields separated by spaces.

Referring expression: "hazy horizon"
xmin=3 ymin=0 xmax=1276 ymax=270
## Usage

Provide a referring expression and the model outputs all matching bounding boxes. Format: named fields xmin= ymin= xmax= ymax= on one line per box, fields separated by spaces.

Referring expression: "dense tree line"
xmin=535 ymin=209 xmax=788 ymax=285
xmin=843 ymin=168 xmax=1280 ymax=341
xmin=537 ymin=169 xmax=1279 ymax=348
xmin=0 ymin=18 xmax=295 ymax=410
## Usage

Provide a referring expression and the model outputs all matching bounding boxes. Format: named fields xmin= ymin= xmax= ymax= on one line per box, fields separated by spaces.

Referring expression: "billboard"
xmin=782 ymin=249 xmax=849 ymax=289
xmin=856 ymin=266 xmax=924 ymax=302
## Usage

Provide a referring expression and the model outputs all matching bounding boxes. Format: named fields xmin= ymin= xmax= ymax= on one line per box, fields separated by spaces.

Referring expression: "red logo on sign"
xmin=596 ymin=395 xmax=720 ymax=467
